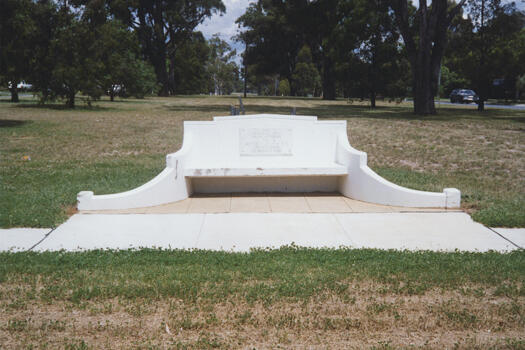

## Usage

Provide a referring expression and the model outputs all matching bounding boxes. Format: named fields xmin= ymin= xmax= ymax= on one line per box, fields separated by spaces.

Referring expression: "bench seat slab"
xmin=185 ymin=165 xmax=348 ymax=177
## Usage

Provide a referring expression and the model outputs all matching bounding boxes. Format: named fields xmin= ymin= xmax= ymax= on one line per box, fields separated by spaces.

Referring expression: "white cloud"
xmin=196 ymin=0 xmax=254 ymax=64
xmin=196 ymin=0 xmax=254 ymax=42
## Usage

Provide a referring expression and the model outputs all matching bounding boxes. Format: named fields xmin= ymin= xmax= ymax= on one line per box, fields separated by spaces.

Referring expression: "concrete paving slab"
xmin=230 ymin=194 xmax=271 ymax=212
xmin=196 ymin=213 xmax=353 ymax=251
xmin=35 ymin=214 xmax=204 ymax=251
xmin=491 ymin=228 xmax=525 ymax=249
xmin=305 ymin=194 xmax=352 ymax=212
xmin=268 ymin=195 xmax=311 ymax=212
xmin=188 ymin=196 xmax=231 ymax=213
xmin=343 ymin=197 xmax=394 ymax=212
xmin=335 ymin=212 xmax=516 ymax=252
xmin=144 ymin=199 xmax=191 ymax=213
xmin=0 ymin=228 xmax=51 ymax=252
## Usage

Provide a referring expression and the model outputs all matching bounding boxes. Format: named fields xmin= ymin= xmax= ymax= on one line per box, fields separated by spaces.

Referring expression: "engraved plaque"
xmin=239 ymin=128 xmax=292 ymax=156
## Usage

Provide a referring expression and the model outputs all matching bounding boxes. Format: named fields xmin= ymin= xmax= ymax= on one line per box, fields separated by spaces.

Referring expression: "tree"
xmin=172 ymin=32 xmax=210 ymax=94
xmin=236 ymin=1 xmax=305 ymax=95
xmin=29 ymin=0 xmax=59 ymax=104
xmin=444 ymin=2 xmax=525 ymax=104
xmin=304 ymin=0 xmax=342 ymax=100
xmin=236 ymin=0 xmax=346 ymax=99
xmin=96 ymin=21 xmax=158 ymax=101
xmin=350 ymin=0 xmax=405 ymax=107
xmin=0 ymin=0 xmax=35 ymax=102
xmin=278 ymin=79 xmax=291 ymax=96
xmin=392 ymin=0 xmax=467 ymax=115
xmin=466 ymin=0 xmax=524 ymax=109
xmin=291 ymin=46 xmax=321 ymax=97
xmin=517 ymin=74 xmax=525 ymax=100
xmin=108 ymin=0 xmax=225 ymax=96
xmin=206 ymin=35 xmax=239 ymax=95
xmin=47 ymin=14 xmax=102 ymax=108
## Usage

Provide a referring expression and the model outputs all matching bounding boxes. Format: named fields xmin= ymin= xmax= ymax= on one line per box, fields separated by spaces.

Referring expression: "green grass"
xmin=2 ymin=248 xmax=524 ymax=304
xmin=1 ymin=157 xmax=163 ymax=227
xmin=1 ymin=249 xmax=524 ymax=348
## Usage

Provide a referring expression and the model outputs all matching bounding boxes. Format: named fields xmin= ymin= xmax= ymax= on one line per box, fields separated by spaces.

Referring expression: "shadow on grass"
xmin=14 ymin=103 xmax=114 ymax=112
xmin=0 ymin=119 xmax=31 ymax=128
xmin=164 ymin=103 xmax=525 ymax=123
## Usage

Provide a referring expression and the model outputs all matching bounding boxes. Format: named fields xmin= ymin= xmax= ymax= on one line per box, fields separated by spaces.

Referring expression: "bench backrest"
xmin=183 ymin=114 xmax=347 ymax=167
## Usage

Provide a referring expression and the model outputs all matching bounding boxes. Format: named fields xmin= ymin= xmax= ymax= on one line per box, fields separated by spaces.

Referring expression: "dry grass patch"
xmin=1 ymin=248 xmax=524 ymax=349
xmin=1 ymin=288 xmax=524 ymax=349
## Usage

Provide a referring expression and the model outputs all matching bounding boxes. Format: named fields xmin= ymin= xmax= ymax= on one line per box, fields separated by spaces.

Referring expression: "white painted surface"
xmin=0 ymin=228 xmax=50 ymax=252
xmin=20 ymin=212 xmax=518 ymax=253
xmin=77 ymin=114 xmax=461 ymax=210
xmin=491 ymin=228 xmax=525 ymax=249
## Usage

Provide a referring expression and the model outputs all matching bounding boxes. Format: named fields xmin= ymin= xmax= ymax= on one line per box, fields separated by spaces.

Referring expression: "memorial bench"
xmin=78 ymin=114 xmax=460 ymax=210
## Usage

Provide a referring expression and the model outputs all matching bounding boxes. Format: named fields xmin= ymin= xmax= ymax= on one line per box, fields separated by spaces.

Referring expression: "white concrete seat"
xmin=77 ymin=114 xmax=461 ymax=210
xmin=184 ymin=164 xmax=348 ymax=177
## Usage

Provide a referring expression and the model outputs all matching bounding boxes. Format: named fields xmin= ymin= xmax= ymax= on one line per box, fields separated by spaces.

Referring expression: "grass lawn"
xmin=1 ymin=95 xmax=524 ymax=227
xmin=1 ymin=248 xmax=524 ymax=349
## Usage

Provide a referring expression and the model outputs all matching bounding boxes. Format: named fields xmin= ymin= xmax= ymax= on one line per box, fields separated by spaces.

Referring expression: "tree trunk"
xmin=477 ymin=99 xmax=485 ymax=111
xmin=110 ymin=90 xmax=115 ymax=102
xmin=413 ymin=79 xmax=436 ymax=114
xmin=168 ymin=55 xmax=176 ymax=95
xmin=155 ymin=56 xmax=170 ymax=96
xmin=370 ymin=51 xmax=377 ymax=109
xmin=243 ymin=65 xmax=247 ymax=98
xmin=412 ymin=54 xmax=438 ymax=115
xmin=370 ymin=90 xmax=376 ymax=108
xmin=392 ymin=0 xmax=466 ymax=115
xmin=66 ymin=90 xmax=75 ymax=108
xmin=477 ymin=0 xmax=486 ymax=112
xmin=322 ymin=56 xmax=336 ymax=100
xmin=10 ymin=84 xmax=19 ymax=103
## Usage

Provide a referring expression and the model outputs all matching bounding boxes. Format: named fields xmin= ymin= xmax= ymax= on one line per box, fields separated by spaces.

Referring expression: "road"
xmin=434 ymin=101 xmax=525 ymax=110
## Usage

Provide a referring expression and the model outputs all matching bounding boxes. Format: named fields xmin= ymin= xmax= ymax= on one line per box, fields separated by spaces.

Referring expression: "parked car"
xmin=450 ymin=89 xmax=479 ymax=103
xmin=7 ymin=81 xmax=33 ymax=91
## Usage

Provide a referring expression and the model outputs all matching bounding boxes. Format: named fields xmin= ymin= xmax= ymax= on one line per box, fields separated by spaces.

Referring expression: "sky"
xmin=196 ymin=0 xmax=255 ymax=61
xmin=196 ymin=0 xmax=525 ymax=62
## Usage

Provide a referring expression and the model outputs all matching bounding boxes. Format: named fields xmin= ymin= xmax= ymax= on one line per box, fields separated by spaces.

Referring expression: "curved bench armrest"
xmin=336 ymin=132 xmax=460 ymax=208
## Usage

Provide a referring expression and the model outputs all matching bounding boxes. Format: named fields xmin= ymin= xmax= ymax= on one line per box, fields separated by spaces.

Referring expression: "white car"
xmin=7 ymin=81 xmax=33 ymax=91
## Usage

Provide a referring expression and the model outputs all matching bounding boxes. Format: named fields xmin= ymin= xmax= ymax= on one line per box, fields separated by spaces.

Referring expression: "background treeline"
xmin=238 ymin=0 xmax=525 ymax=111
xmin=1 ymin=0 xmax=524 ymax=113
xmin=0 ymin=0 xmax=240 ymax=106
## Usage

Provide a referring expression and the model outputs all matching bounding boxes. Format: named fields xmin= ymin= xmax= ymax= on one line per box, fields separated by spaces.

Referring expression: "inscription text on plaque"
xmin=239 ymin=128 xmax=292 ymax=156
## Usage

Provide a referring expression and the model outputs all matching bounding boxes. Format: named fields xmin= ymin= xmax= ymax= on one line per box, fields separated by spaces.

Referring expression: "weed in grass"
xmin=6 ymin=317 xmax=30 ymax=332
xmin=64 ymin=340 xmax=91 ymax=350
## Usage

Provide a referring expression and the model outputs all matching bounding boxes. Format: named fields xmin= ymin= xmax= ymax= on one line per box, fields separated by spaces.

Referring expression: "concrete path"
xmin=0 ymin=228 xmax=51 ymax=252
xmin=1 ymin=212 xmax=522 ymax=253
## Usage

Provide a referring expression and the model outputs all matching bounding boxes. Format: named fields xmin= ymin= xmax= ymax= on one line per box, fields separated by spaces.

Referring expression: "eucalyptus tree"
xmin=346 ymin=0 xmax=404 ymax=107
xmin=236 ymin=1 xmax=307 ymax=96
xmin=206 ymin=35 xmax=239 ymax=95
xmin=465 ymin=0 xmax=524 ymax=109
xmin=0 ymin=0 xmax=35 ymax=102
xmin=106 ymin=0 xmax=225 ymax=96
xmin=392 ymin=0 xmax=467 ymax=115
